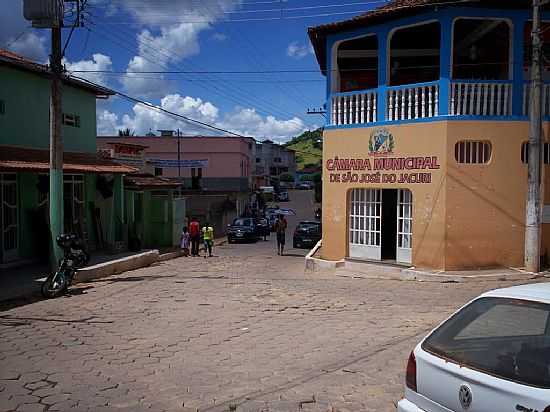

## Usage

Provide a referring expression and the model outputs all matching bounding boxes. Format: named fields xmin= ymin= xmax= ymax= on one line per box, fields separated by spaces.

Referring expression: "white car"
xmin=398 ymin=282 xmax=550 ymax=412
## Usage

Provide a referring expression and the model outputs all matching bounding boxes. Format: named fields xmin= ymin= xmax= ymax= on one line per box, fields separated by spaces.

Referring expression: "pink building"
xmin=97 ymin=135 xmax=254 ymax=192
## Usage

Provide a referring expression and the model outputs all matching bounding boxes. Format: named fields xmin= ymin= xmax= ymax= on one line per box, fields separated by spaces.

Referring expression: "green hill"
xmin=285 ymin=128 xmax=323 ymax=171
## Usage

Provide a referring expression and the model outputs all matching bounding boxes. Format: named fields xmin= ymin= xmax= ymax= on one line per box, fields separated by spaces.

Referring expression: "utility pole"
xmin=177 ymin=128 xmax=181 ymax=178
xmin=50 ymin=20 xmax=64 ymax=265
xmin=24 ymin=0 xmax=85 ymax=266
xmin=525 ymin=0 xmax=544 ymax=272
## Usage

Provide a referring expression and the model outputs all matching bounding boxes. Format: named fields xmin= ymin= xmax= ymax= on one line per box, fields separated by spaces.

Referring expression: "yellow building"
xmin=308 ymin=0 xmax=550 ymax=270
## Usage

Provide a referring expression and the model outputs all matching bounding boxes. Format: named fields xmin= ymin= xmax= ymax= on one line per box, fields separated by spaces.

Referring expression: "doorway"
xmin=381 ymin=189 xmax=397 ymax=260
xmin=348 ymin=188 xmax=412 ymax=264
xmin=1 ymin=173 xmax=18 ymax=263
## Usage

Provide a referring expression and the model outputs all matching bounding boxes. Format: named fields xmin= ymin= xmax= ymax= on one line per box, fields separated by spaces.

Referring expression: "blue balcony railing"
xmin=331 ymin=88 xmax=378 ymax=126
xmin=328 ymin=79 xmax=526 ymax=126
xmin=523 ymin=81 xmax=550 ymax=117
xmin=386 ymin=81 xmax=439 ymax=121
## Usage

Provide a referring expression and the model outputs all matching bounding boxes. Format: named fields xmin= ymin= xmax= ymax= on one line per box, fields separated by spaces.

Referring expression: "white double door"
xmin=349 ymin=188 xmax=412 ymax=264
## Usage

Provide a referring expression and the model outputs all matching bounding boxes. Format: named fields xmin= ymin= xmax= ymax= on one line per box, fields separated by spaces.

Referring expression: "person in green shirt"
xmin=202 ymin=223 xmax=214 ymax=258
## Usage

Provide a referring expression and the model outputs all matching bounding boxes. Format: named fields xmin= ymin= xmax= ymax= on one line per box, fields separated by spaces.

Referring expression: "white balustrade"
xmin=386 ymin=84 xmax=439 ymax=121
xmin=523 ymin=83 xmax=550 ymax=117
xmin=331 ymin=91 xmax=377 ymax=125
xmin=450 ymin=82 xmax=512 ymax=117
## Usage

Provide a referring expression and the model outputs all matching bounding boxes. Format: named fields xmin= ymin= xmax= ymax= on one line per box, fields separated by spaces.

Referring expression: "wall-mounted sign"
xmin=148 ymin=159 xmax=209 ymax=168
xmin=368 ymin=128 xmax=395 ymax=156
xmin=326 ymin=130 xmax=440 ymax=184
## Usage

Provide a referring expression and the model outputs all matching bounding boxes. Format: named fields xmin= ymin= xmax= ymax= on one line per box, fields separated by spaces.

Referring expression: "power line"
xmin=72 ymin=74 xmax=323 ymax=153
xmin=72 ymin=75 xmax=248 ymax=137
xmin=84 ymin=22 xmax=318 ymax=129
xmin=89 ymin=9 xmax=380 ymax=24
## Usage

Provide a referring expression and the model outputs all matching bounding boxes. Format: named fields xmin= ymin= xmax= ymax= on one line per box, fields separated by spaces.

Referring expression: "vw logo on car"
xmin=459 ymin=384 xmax=473 ymax=410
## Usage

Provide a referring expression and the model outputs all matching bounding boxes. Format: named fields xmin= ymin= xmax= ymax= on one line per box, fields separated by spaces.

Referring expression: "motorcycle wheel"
xmin=41 ymin=272 xmax=68 ymax=298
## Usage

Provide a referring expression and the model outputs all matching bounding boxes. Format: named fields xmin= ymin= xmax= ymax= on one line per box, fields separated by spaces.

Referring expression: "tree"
xmin=118 ymin=128 xmax=135 ymax=136
xmin=279 ymin=172 xmax=294 ymax=182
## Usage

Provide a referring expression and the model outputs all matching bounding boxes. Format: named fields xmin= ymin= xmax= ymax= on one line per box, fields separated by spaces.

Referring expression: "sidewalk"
xmin=0 ymin=250 xmax=152 ymax=303
xmin=0 ymin=237 xmax=228 ymax=304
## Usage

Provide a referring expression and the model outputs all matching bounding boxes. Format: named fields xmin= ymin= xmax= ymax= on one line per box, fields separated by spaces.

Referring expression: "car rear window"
xmin=298 ymin=223 xmax=320 ymax=232
xmin=422 ymin=297 xmax=550 ymax=388
xmin=233 ymin=218 xmax=252 ymax=226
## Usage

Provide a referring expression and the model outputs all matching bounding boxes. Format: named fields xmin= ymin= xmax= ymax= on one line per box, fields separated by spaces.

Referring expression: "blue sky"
xmin=2 ymin=0 xmax=384 ymax=142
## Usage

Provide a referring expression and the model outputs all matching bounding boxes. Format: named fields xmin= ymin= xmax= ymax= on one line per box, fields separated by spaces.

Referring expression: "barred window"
xmin=62 ymin=113 xmax=80 ymax=128
xmin=521 ymin=142 xmax=550 ymax=164
xmin=455 ymin=141 xmax=492 ymax=164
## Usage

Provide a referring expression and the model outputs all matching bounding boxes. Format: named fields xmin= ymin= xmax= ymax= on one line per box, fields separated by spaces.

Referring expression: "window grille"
xmin=454 ymin=141 xmax=491 ymax=164
xmin=62 ymin=113 xmax=80 ymax=127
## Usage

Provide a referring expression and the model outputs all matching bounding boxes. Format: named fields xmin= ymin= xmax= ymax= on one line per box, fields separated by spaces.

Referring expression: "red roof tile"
xmin=308 ymin=0 xmax=537 ymax=74
xmin=0 ymin=48 xmax=114 ymax=96
xmin=0 ymin=145 xmax=137 ymax=174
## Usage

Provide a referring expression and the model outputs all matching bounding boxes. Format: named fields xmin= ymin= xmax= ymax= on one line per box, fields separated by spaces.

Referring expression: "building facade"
xmin=98 ymin=142 xmax=185 ymax=250
xmin=0 ymin=49 xmax=134 ymax=266
xmin=254 ymin=139 xmax=297 ymax=187
xmin=97 ymin=135 xmax=254 ymax=192
xmin=97 ymin=135 xmax=254 ymax=236
xmin=309 ymin=0 xmax=550 ymax=270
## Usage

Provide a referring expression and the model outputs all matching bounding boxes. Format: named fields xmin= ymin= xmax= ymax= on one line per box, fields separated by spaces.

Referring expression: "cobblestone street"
xmin=0 ymin=192 xmax=545 ymax=412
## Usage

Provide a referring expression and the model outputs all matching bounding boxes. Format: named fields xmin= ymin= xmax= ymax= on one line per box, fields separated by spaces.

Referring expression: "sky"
xmin=1 ymin=0 xmax=384 ymax=142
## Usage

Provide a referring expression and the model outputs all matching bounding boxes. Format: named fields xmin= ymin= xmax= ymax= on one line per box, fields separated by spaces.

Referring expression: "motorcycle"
xmin=41 ymin=234 xmax=90 ymax=298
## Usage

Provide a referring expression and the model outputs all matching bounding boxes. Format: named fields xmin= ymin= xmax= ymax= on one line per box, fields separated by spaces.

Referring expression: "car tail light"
xmin=406 ymin=351 xmax=417 ymax=392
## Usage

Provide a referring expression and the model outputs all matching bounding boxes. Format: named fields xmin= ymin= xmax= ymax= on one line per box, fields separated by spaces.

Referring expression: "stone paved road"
xmin=1 ymin=191 xmax=546 ymax=412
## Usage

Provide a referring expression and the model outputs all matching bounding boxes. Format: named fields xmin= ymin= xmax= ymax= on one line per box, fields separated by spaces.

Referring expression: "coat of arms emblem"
xmin=368 ymin=128 xmax=395 ymax=156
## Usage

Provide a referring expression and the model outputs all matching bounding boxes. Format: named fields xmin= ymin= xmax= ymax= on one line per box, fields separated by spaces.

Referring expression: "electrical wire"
xmin=72 ymin=74 xmax=323 ymax=155
xmin=84 ymin=21 xmax=318 ymax=129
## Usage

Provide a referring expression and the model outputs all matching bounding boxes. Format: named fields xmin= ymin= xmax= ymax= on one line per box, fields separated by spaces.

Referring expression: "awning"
xmin=0 ymin=145 xmax=137 ymax=174
xmin=124 ymin=174 xmax=183 ymax=190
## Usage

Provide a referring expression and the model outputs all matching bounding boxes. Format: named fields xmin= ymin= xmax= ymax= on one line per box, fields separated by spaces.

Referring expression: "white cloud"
xmin=97 ymin=94 xmax=308 ymax=141
xmin=0 ymin=1 xmax=48 ymax=62
xmin=221 ymin=108 xmax=307 ymax=141
xmin=97 ymin=110 xmax=120 ymax=136
xmin=64 ymin=53 xmax=113 ymax=86
xmin=286 ymin=41 xmax=314 ymax=59
xmin=109 ymin=0 xmax=241 ymax=98
xmin=8 ymin=32 xmax=48 ymax=62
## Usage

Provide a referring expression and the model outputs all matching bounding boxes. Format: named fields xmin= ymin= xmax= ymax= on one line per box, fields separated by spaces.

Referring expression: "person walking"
xmin=202 ymin=222 xmax=214 ymax=258
xmin=180 ymin=226 xmax=190 ymax=257
xmin=189 ymin=217 xmax=201 ymax=257
xmin=274 ymin=214 xmax=287 ymax=256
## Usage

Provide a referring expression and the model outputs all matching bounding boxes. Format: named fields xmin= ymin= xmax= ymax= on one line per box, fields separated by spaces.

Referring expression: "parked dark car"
xmin=293 ymin=221 xmax=321 ymax=249
xmin=275 ymin=191 xmax=289 ymax=202
xmin=256 ymin=218 xmax=270 ymax=240
xmin=227 ymin=218 xmax=260 ymax=243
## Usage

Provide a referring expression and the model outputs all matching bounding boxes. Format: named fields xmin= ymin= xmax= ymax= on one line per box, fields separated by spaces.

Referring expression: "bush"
xmin=279 ymin=172 xmax=294 ymax=182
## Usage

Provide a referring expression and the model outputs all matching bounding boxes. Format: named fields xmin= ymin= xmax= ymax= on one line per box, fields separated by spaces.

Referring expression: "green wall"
xmin=0 ymin=66 xmax=98 ymax=153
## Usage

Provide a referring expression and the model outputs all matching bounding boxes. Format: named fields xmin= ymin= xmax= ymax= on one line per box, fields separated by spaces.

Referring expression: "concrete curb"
xmin=305 ymin=240 xmax=345 ymax=273
xmin=76 ymin=250 xmax=159 ymax=283
xmin=158 ymin=250 xmax=184 ymax=262
xmin=308 ymin=254 xmax=548 ymax=283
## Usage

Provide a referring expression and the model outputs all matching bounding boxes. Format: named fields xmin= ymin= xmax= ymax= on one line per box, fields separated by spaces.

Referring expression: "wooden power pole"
xmin=525 ymin=0 xmax=544 ymax=273
xmin=50 ymin=21 xmax=64 ymax=265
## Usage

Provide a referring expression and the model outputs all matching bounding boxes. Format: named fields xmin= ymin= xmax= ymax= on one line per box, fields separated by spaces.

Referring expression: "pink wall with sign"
xmin=97 ymin=136 xmax=254 ymax=179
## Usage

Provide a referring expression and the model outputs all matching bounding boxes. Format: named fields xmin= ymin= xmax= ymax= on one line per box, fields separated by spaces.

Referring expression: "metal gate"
xmin=1 ymin=173 xmax=18 ymax=263
xmin=349 ymin=188 xmax=381 ymax=260
xmin=397 ymin=189 xmax=413 ymax=264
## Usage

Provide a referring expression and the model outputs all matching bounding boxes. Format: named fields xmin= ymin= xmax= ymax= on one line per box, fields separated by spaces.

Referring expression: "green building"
xmin=0 ymin=49 xmax=135 ymax=267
